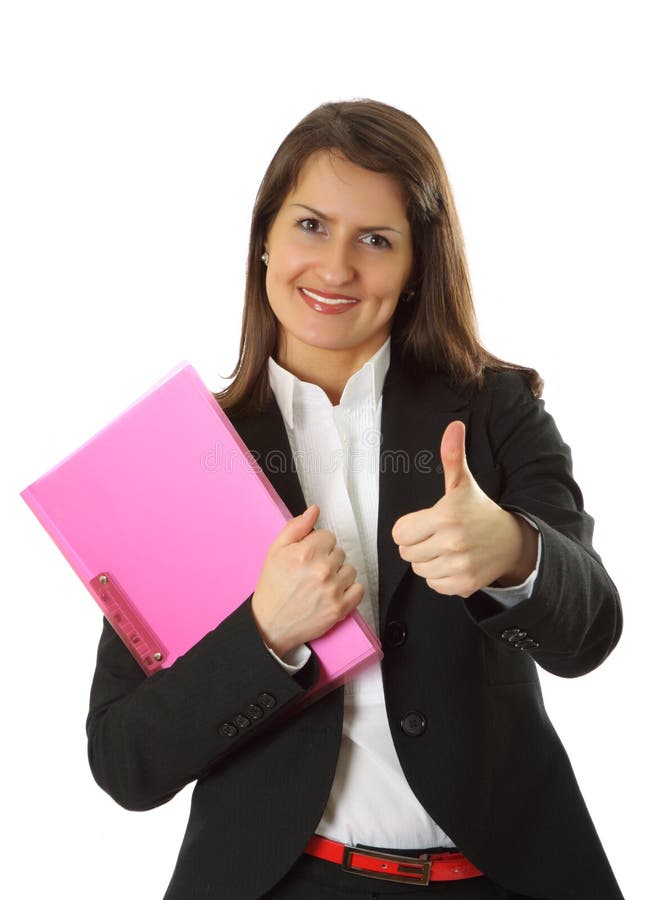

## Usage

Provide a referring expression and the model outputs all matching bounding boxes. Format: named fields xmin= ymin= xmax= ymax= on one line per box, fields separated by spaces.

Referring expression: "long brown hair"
xmin=214 ymin=99 xmax=543 ymax=418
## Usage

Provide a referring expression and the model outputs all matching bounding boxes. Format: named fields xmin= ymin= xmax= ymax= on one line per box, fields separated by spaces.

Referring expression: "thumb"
xmin=440 ymin=420 xmax=471 ymax=492
xmin=274 ymin=504 xmax=319 ymax=547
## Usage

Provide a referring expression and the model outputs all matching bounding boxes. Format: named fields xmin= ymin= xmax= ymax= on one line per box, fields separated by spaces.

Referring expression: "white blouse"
xmin=266 ymin=335 xmax=541 ymax=849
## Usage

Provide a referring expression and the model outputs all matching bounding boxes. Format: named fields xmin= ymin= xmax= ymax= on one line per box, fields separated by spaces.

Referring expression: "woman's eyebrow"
xmin=288 ymin=203 xmax=402 ymax=234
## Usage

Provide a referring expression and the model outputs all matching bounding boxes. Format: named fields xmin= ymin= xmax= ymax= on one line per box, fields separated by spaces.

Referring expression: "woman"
xmin=86 ymin=99 xmax=624 ymax=899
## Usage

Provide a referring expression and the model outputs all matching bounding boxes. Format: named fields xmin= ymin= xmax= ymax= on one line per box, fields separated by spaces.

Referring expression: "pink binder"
xmin=20 ymin=362 xmax=382 ymax=701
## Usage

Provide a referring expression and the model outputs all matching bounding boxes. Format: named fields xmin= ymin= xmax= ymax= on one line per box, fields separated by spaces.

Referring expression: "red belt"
xmin=304 ymin=834 xmax=483 ymax=886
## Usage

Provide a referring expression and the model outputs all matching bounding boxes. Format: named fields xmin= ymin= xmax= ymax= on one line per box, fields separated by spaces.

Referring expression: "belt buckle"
xmin=341 ymin=845 xmax=431 ymax=886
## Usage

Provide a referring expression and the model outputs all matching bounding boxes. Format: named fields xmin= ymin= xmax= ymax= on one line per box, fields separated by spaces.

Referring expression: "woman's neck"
xmin=274 ymin=333 xmax=389 ymax=405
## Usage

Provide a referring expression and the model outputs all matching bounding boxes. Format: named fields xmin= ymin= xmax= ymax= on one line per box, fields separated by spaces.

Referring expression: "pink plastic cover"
xmin=20 ymin=362 xmax=382 ymax=698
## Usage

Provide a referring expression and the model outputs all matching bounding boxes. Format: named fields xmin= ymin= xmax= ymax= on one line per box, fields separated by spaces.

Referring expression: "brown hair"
xmin=214 ymin=98 xmax=543 ymax=418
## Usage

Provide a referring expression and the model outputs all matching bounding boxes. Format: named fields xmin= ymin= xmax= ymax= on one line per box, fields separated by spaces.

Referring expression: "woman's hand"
xmin=251 ymin=505 xmax=364 ymax=657
xmin=391 ymin=421 xmax=539 ymax=598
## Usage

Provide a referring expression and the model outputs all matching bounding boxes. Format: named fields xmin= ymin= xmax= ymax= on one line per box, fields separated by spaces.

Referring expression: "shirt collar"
xmin=267 ymin=335 xmax=391 ymax=430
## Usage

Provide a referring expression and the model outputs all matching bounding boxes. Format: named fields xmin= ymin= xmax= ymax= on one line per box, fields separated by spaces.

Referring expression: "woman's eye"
xmin=361 ymin=233 xmax=391 ymax=250
xmin=297 ymin=218 xmax=391 ymax=250
xmin=298 ymin=218 xmax=324 ymax=234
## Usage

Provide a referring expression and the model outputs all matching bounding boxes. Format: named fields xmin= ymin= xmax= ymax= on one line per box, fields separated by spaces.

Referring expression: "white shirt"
xmin=266 ymin=335 xmax=541 ymax=849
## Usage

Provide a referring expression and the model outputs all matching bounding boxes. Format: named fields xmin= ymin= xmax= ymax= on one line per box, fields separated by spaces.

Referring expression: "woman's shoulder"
xmin=464 ymin=366 xmax=542 ymax=424
xmin=481 ymin=366 xmax=536 ymax=396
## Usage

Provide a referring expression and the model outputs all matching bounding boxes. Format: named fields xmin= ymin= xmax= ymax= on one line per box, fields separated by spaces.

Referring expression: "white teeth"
xmin=301 ymin=288 xmax=358 ymax=306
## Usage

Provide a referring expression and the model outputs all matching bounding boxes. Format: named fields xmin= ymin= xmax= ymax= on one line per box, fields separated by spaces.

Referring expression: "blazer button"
xmin=233 ymin=714 xmax=251 ymax=729
xmin=401 ymin=711 xmax=427 ymax=737
xmin=517 ymin=638 xmax=540 ymax=650
xmin=246 ymin=703 xmax=264 ymax=720
xmin=219 ymin=722 xmax=237 ymax=738
xmin=384 ymin=620 xmax=408 ymax=648
xmin=257 ymin=692 xmax=277 ymax=709
xmin=501 ymin=627 xmax=525 ymax=644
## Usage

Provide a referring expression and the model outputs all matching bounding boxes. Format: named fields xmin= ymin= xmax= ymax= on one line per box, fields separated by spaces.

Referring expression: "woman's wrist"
xmin=493 ymin=512 xmax=539 ymax=588
xmin=250 ymin=593 xmax=293 ymax=658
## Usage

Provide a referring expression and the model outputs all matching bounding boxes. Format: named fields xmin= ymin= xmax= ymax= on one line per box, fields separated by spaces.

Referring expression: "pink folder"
xmin=20 ymin=362 xmax=382 ymax=701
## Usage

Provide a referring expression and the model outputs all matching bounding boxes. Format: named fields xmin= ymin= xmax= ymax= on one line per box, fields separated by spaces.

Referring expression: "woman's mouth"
xmin=298 ymin=287 xmax=360 ymax=315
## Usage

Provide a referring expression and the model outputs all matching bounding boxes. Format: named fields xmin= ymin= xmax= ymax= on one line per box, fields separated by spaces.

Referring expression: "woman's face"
xmin=263 ymin=149 xmax=414 ymax=371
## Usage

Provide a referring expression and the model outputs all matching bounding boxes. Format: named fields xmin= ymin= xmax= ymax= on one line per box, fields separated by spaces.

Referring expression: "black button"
xmin=401 ymin=711 xmax=427 ymax=737
xmin=246 ymin=703 xmax=263 ymax=721
xmin=219 ymin=722 xmax=237 ymax=738
xmin=257 ymin=692 xmax=277 ymax=709
xmin=384 ymin=620 xmax=407 ymax=648
xmin=501 ymin=627 xmax=522 ymax=643
xmin=501 ymin=627 xmax=536 ymax=649
xmin=517 ymin=638 xmax=540 ymax=650
xmin=233 ymin=714 xmax=251 ymax=729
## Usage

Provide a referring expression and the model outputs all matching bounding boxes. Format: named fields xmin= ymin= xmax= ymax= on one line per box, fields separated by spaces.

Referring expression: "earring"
xmin=401 ymin=290 xmax=415 ymax=303
xmin=261 ymin=251 xmax=269 ymax=266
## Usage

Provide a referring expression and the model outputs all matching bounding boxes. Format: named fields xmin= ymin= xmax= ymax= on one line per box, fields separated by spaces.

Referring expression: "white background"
xmin=2 ymin=2 xmax=642 ymax=897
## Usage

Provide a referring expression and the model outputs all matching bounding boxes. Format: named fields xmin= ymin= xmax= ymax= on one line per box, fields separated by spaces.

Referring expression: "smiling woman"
xmin=214 ymin=99 xmax=543 ymax=422
xmin=263 ymin=151 xmax=415 ymax=404
xmin=85 ymin=99 xmax=625 ymax=900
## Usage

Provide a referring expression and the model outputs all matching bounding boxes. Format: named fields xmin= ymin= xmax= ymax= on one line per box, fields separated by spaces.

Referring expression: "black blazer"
xmin=86 ymin=344 xmax=624 ymax=900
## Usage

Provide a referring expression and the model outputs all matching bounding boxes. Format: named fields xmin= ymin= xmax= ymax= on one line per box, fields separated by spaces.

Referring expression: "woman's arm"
xmin=464 ymin=372 xmax=623 ymax=678
xmin=86 ymin=596 xmax=319 ymax=811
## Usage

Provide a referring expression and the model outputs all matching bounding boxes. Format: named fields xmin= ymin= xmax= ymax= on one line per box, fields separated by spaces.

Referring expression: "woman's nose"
xmin=314 ymin=239 xmax=356 ymax=286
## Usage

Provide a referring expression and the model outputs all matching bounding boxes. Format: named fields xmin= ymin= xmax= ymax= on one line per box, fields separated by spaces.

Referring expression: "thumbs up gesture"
xmin=391 ymin=421 xmax=538 ymax=598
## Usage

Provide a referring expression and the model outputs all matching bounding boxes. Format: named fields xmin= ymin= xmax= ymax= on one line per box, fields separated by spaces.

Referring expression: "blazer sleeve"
xmin=85 ymin=595 xmax=320 ymax=812
xmin=464 ymin=372 xmax=623 ymax=678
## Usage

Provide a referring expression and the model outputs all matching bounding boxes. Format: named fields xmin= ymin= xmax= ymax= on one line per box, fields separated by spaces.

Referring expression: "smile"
xmin=298 ymin=288 xmax=359 ymax=313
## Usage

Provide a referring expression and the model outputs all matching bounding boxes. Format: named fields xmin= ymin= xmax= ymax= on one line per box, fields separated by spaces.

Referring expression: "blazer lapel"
xmin=230 ymin=396 xmax=309 ymax=521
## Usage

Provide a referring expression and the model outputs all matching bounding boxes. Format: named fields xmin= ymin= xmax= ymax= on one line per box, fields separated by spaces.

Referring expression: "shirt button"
xmin=219 ymin=722 xmax=237 ymax=738
xmin=257 ymin=692 xmax=277 ymax=709
xmin=384 ymin=620 xmax=408 ymax=648
xmin=401 ymin=711 xmax=427 ymax=737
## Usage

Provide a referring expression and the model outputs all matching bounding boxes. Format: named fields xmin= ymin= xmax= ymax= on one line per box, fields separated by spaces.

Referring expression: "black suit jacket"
xmin=86 ymin=344 xmax=624 ymax=900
